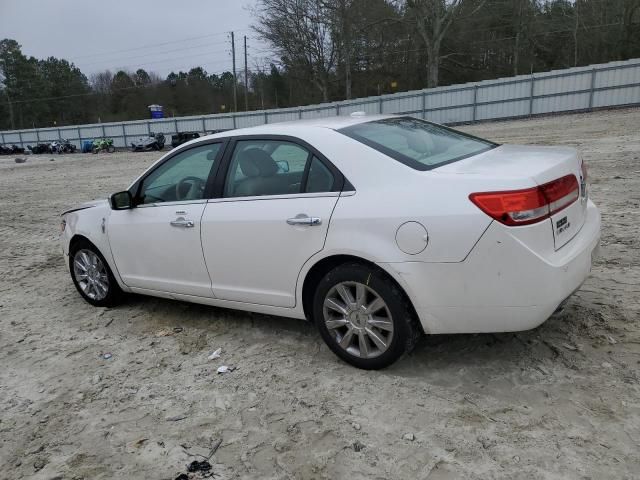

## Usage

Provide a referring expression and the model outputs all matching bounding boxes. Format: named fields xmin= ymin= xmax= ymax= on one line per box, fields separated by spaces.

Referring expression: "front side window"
xmin=339 ymin=117 xmax=496 ymax=170
xmin=139 ymin=143 xmax=221 ymax=204
xmin=224 ymin=140 xmax=311 ymax=197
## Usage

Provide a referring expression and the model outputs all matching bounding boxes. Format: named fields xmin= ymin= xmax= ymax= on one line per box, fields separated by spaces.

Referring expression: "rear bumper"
xmin=380 ymin=200 xmax=601 ymax=334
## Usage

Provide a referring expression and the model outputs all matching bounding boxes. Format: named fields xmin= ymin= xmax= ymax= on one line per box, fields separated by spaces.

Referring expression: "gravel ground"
xmin=0 ymin=107 xmax=639 ymax=480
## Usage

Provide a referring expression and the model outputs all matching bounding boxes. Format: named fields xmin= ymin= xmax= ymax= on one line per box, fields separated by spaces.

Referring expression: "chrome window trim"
xmin=207 ymin=191 xmax=340 ymax=204
xmin=136 ymin=199 xmax=208 ymax=208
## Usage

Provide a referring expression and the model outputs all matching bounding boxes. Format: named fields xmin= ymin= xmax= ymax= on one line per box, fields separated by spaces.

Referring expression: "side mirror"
xmin=275 ymin=160 xmax=290 ymax=173
xmin=110 ymin=191 xmax=133 ymax=210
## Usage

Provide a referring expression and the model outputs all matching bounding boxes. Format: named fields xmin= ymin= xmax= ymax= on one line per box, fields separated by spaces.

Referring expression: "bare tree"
xmin=254 ymin=0 xmax=337 ymax=102
xmin=405 ymin=0 xmax=485 ymax=87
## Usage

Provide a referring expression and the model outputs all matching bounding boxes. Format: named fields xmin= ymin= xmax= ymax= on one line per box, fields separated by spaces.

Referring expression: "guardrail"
xmin=1 ymin=58 xmax=639 ymax=150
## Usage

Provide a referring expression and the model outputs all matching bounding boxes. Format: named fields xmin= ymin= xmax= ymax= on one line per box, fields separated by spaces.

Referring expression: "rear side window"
xmin=305 ymin=156 xmax=334 ymax=193
xmin=339 ymin=117 xmax=496 ymax=170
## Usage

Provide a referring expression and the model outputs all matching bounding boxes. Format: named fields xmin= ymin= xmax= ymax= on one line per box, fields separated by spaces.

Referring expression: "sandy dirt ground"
xmin=1 ymin=108 xmax=639 ymax=480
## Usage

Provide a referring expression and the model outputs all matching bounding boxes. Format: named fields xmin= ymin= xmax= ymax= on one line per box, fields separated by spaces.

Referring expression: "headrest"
xmin=239 ymin=148 xmax=278 ymax=177
xmin=407 ymin=134 xmax=429 ymax=154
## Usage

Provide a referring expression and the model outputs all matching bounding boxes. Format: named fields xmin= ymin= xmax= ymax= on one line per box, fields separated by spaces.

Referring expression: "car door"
xmin=108 ymin=141 xmax=225 ymax=297
xmin=200 ymin=137 xmax=344 ymax=307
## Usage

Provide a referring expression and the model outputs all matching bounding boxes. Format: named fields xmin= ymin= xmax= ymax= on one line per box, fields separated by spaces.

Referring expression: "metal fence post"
xmin=588 ymin=68 xmax=597 ymax=110
xmin=122 ymin=123 xmax=126 ymax=147
xmin=232 ymin=115 xmax=237 ymax=129
xmin=101 ymin=123 xmax=106 ymax=138
xmin=77 ymin=126 xmax=82 ymax=147
xmin=36 ymin=129 xmax=40 ymax=142
xmin=201 ymin=117 xmax=206 ymax=132
xmin=529 ymin=74 xmax=535 ymax=116
xmin=421 ymin=92 xmax=427 ymax=119
xmin=378 ymin=97 xmax=383 ymax=114
xmin=0 ymin=131 xmax=4 ymax=145
xmin=264 ymin=111 xmax=269 ymax=124
xmin=472 ymin=85 xmax=479 ymax=121
xmin=173 ymin=118 xmax=178 ymax=135
xmin=147 ymin=121 xmax=151 ymax=135
xmin=18 ymin=131 xmax=23 ymax=149
xmin=336 ymin=104 xmax=340 ymax=116
xmin=298 ymin=108 xmax=303 ymax=120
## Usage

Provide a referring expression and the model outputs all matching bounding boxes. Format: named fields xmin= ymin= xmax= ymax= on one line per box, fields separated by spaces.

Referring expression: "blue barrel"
xmin=82 ymin=140 xmax=93 ymax=153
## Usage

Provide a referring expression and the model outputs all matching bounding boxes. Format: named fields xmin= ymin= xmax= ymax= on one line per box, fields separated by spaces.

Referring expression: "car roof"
xmin=199 ymin=113 xmax=401 ymax=141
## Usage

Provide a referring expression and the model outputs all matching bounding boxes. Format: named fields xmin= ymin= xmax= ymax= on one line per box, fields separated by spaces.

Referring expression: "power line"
xmin=79 ymin=40 xmax=234 ymax=68
xmin=66 ymin=28 xmax=254 ymax=62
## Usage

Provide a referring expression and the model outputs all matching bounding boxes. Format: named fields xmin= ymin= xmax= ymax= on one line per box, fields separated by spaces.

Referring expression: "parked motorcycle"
xmin=130 ymin=132 xmax=165 ymax=152
xmin=54 ymin=139 xmax=77 ymax=154
xmin=171 ymin=131 xmax=200 ymax=148
xmin=1 ymin=144 xmax=26 ymax=155
xmin=92 ymin=138 xmax=116 ymax=154
xmin=28 ymin=143 xmax=53 ymax=154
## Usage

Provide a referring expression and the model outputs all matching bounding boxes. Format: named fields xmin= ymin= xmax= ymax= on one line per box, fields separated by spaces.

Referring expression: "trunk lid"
xmin=435 ymin=145 xmax=587 ymax=250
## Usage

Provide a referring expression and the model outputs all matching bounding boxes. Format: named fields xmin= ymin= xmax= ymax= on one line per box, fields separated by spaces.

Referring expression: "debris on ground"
xmin=352 ymin=441 xmax=365 ymax=452
xmin=187 ymin=459 xmax=212 ymax=472
xmin=14 ymin=158 xmax=26 ymax=163
xmin=208 ymin=348 xmax=222 ymax=360
xmin=402 ymin=433 xmax=415 ymax=441
xmin=217 ymin=365 xmax=234 ymax=374
xmin=165 ymin=414 xmax=188 ymax=422
xmin=101 ymin=352 xmax=112 ymax=360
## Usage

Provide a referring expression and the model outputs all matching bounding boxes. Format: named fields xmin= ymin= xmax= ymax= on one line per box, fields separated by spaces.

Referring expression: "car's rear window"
xmin=339 ymin=117 xmax=497 ymax=170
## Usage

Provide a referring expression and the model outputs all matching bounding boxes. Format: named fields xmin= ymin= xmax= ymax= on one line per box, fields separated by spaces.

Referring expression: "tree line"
xmin=1 ymin=0 xmax=639 ymax=131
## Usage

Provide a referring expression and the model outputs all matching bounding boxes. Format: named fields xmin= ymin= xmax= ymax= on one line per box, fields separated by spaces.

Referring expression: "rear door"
xmin=200 ymin=137 xmax=343 ymax=307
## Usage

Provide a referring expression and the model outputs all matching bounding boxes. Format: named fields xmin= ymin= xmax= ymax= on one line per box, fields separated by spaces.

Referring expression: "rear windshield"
xmin=339 ymin=117 xmax=497 ymax=170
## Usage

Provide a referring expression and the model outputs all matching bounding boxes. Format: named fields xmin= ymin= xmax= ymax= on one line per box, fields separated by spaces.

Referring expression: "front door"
xmin=108 ymin=142 xmax=224 ymax=297
xmin=201 ymin=138 xmax=341 ymax=307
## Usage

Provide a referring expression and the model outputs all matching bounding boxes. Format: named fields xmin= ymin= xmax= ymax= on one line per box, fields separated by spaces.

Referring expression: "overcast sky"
xmin=0 ymin=0 xmax=271 ymax=79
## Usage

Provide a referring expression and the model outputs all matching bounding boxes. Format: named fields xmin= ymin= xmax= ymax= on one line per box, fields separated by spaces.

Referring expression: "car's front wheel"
xmin=313 ymin=263 xmax=421 ymax=369
xmin=69 ymin=241 xmax=122 ymax=307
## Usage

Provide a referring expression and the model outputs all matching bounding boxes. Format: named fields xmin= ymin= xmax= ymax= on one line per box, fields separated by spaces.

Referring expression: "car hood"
xmin=61 ymin=198 xmax=109 ymax=216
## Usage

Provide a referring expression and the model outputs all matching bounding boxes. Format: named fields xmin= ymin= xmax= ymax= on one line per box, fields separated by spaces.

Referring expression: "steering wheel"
xmin=175 ymin=176 xmax=206 ymax=201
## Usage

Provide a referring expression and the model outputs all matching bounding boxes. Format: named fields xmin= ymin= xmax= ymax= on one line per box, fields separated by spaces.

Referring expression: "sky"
xmin=0 ymin=0 xmax=272 ymax=79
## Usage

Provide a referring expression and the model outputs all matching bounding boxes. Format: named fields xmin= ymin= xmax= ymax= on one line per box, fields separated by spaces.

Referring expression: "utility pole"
xmin=231 ymin=31 xmax=238 ymax=112
xmin=244 ymin=36 xmax=249 ymax=111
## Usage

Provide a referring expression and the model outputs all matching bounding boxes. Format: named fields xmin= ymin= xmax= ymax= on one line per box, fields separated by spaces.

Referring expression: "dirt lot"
xmin=1 ymin=108 xmax=639 ymax=480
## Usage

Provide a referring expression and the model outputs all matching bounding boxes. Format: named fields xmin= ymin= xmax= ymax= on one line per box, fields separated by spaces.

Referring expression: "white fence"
xmin=2 ymin=58 xmax=639 ymax=150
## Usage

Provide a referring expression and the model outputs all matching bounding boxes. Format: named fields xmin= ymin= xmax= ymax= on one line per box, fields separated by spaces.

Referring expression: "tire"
xmin=69 ymin=240 xmax=122 ymax=307
xmin=312 ymin=262 xmax=421 ymax=369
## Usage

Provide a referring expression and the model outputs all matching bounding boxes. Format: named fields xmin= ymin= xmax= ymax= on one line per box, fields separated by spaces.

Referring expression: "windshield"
xmin=339 ymin=117 xmax=497 ymax=170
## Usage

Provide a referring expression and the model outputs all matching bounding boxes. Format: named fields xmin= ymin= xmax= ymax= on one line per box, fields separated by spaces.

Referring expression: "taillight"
xmin=469 ymin=174 xmax=579 ymax=226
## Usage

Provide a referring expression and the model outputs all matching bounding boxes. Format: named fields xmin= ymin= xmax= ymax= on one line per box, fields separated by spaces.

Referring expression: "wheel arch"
xmin=69 ymin=233 xmax=94 ymax=254
xmin=300 ymin=254 xmax=424 ymax=334
xmin=68 ymin=233 xmax=128 ymax=291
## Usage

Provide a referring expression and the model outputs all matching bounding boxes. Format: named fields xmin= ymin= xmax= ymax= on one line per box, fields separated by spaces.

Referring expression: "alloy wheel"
xmin=73 ymin=249 xmax=109 ymax=301
xmin=322 ymin=281 xmax=394 ymax=359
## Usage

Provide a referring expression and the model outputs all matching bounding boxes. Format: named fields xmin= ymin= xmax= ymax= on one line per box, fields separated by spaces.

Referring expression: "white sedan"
xmin=60 ymin=115 xmax=600 ymax=369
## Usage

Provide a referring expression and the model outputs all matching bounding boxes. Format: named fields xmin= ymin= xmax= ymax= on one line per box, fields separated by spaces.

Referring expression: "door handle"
xmin=287 ymin=214 xmax=322 ymax=226
xmin=170 ymin=217 xmax=195 ymax=228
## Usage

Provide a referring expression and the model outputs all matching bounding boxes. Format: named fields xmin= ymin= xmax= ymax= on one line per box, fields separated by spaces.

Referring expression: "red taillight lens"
xmin=469 ymin=174 xmax=579 ymax=226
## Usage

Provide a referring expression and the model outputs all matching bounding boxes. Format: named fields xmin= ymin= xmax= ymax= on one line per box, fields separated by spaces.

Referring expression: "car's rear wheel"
xmin=313 ymin=263 xmax=421 ymax=369
xmin=69 ymin=241 xmax=122 ymax=307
